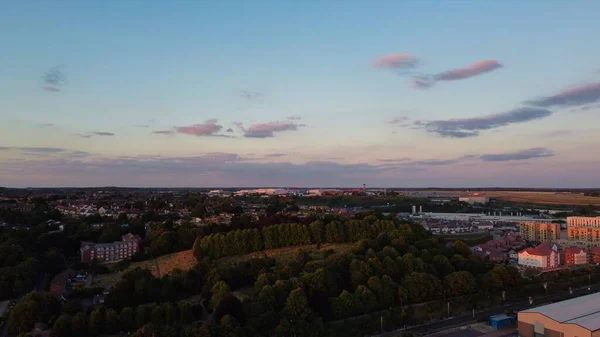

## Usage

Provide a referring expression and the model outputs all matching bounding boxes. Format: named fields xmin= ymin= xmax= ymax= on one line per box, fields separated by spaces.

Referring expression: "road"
xmin=371 ymin=282 xmax=600 ymax=337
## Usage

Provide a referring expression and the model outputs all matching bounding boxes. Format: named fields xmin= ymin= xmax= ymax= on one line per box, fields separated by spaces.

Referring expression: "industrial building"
xmin=518 ymin=292 xmax=600 ymax=337
xmin=519 ymin=222 xmax=561 ymax=242
xmin=413 ymin=212 xmax=556 ymax=223
xmin=459 ymin=196 xmax=490 ymax=205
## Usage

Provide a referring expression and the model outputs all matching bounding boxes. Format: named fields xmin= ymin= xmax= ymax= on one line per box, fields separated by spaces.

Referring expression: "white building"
xmin=518 ymin=243 xmax=560 ymax=270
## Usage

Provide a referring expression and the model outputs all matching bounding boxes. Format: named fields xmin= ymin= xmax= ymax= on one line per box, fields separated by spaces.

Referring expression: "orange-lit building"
xmin=591 ymin=246 xmax=600 ymax=264
xmin=563 ymin=247 xmax=587 ymax=266
xmin=568 ymin=216 xmax=600 ymax=242
xmin=519 ymin=222 xmax=560 ymax=242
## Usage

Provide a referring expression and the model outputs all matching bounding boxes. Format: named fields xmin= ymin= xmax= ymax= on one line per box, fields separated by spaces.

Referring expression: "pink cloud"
xmin=243 ymin=121 xmax=304 ymax=138
xmin=411 ymin=59 xmax=503 ymax=89
xmin=175 ymin=120 xmax=223 ymax=136
xmin=436 ymin=60 xmax=503 ymax=81
xmin=372 ymin=54 xmax=419 ymax=69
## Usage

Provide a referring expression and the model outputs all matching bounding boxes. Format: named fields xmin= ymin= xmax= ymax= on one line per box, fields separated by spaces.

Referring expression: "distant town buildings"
xmin=519 ymin=222 xmax=560 ymax=242
xmin=80 ymin=233 xmax=142 ymax=263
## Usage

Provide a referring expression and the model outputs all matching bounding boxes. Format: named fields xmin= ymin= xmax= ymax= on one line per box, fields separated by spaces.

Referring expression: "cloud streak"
xmin=479 ymin=147 xmax=554 ymax=162
xmin=372 ymin=54 xmax=419 ymax=70
xmin=527 ymin=81 xmax=600 ymax=108
xmin=93 ymin=132 xmax=115 ymax=136
xmin=0 ymin=146 xmax=90 ymax=158
xmin=410 ymin=107 xmax=552 ymax=138
xmin=413 ymin=60 xmax=503 ymax=88
xmin=237 ymin=120 xmax=305 ymax=138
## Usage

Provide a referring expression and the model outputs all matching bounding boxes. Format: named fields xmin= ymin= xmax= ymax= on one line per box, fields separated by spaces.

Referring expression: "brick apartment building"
xmin=567 ymin=216 xmax=600 ymax=242
xmin=519 ymin=222 xmax=560 ymax=242
xmin=562 ymin=247 xmax=587 ymax=266
xmin=80 ymin=233 xmax=142 ymax=263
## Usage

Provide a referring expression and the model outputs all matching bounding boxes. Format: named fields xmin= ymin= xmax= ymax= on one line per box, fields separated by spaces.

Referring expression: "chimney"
xmin=362 ymin=184 xmax=366 ymax=193
xmin=412 ymin=205 xmax=416 ymax=214
xmin=419 ymin=205 xmax=423 ymax=213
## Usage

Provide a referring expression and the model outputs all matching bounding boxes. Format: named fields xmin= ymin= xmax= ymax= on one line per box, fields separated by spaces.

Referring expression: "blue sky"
xmin=1 ymin=0 xmax=599 ymax=187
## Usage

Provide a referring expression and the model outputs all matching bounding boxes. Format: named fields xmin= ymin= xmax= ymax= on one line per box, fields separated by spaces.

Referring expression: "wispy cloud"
xmin=372 ymin=54 xmax=420 ymax=70
xmin=42 ymin=66 xmax=66 ymax=92
xmin=239 ymin=90 xmax=264 ymax=100
xmin=287 ymin=116 xmax=302 ymax=121
xmin=152 ymin=130 xmax=174 ymax=135
xmin=237 ymin=120 xmax=305 ymax=138
xmin=76 ymin=134 xmax=93 ymax=139
xmin=413 ymin=60 xmax=503 ymax=89
xmin=479 ymin=147 xmax=554 ymax=162
xmin=410 ymin=107 xmax=552 ymax=138
xmin=0 ymin=146 xmax=90 ymax=158
xmin=388 ymin=116 xmax=409 ymax=125
xmin=527 ymin=81 xmax=600 ymax=108
xmin=571 ymin=103 xmax=600 ymax=112
xmin=377 ymin=158 xmax=411 ymax=164
xmin=265 ymin=153 xmax=287 ymax=158
xmin=93 ymin=132 xmax=115 ymax=136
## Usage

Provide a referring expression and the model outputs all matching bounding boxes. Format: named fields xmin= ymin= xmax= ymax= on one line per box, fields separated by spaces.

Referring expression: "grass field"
xmin=93 ymin=243 xmax=354 ymax=290
xmin=417 ymin=190 xmax=600 ymax=206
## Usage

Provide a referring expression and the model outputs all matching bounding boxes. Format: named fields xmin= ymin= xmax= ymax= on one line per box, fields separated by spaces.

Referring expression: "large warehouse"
xmin=518 ymin=292 xmax=600 ymax=337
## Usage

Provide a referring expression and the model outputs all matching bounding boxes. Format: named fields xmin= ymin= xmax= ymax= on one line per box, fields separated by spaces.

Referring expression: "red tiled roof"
xmin=564 ymin=247 xmax=584 ymax=254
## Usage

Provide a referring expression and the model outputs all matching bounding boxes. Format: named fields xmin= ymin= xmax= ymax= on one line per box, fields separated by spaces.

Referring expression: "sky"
xmin=1 ymin=0 xmax=600 ymax=188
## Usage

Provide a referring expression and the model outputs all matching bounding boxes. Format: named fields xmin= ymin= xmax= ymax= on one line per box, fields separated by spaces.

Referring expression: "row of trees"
xmin=49 ymin=301 xmax=195 ymax=337
xmin=193 ymin=220 xmax=399 ymax=260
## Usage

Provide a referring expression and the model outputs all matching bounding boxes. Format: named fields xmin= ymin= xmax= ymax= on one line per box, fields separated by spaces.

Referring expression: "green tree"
xmin=220 ymin=315 xmax=244 ymax=337
xmin=179 ymin=302 xmax=194 ymax=324
xmin=151 ymin=305 xmax=164 ymax=326
xmin=50 ymin=314 xmax=72 ymax=337
xmin=88 ymin=308 xmax=104 ymax=336
xmin=119 ymin=307 xmax=135 ymax=331
xmin=211 ymin=281 xmax=232 ymax=310
xmin=71 ymin=312 xmax=88 ymax=337
xmin=164 ymin=302 xmax=178 ymax=325
xmin=444 ymin=271 xmax=477 ymax=297
xmin=105 ymin=309 xmax=119 ymax=334
xmin=135 ymin=305 xmax=151 ymax=329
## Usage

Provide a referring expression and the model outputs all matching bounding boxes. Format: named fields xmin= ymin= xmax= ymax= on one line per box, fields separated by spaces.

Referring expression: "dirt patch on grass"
xmin=93 ymin=250 xmax=196 ymax=290
xmin=416 ymin=190 xmax=600 ymax=206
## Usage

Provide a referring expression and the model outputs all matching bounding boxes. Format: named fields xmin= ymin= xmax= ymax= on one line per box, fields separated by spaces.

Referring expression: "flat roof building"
xmin=518 ymin=292 xmax=600 ymax=337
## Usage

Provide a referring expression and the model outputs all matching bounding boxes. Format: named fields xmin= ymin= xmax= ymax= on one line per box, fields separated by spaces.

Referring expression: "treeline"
xmin=193 ymin=220 xmax=399 ymax=260
xmin=9 ymin=290 xmax=196 ymax=337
